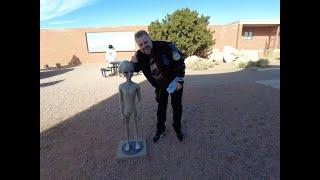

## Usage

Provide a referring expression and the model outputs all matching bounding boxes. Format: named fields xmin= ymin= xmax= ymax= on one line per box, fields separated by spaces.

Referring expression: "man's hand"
xmin=131 ymin=52 xmax=138 ymax=63
xmin=176 ymin=82 xmax=183 ymax=91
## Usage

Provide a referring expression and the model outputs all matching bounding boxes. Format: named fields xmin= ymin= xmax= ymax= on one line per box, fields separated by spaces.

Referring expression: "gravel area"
xmin=40 ymin=62 xmax=280 ymax=179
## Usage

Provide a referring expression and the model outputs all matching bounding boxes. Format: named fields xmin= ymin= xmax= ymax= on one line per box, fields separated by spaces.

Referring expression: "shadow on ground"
xmin=266 ymin=65 xmax=280 ymax=69
xmin=40 ymin=68 xmax=280 ymax=179
xmin=40 ymin=80 xmax=65 ymax=88
xmin=40 ymin=68 xmax=74 ymax=79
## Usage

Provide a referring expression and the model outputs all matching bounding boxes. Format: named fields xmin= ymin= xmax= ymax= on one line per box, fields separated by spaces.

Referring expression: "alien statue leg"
xmin=124 ymin=114 xmax=130 ymax=152
xmin=133 ymin=112 xmax=141 ymax=150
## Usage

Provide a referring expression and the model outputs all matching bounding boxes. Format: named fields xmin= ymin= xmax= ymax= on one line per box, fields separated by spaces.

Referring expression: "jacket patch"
xmin=173 ymin=51 xmax=181 ymax=61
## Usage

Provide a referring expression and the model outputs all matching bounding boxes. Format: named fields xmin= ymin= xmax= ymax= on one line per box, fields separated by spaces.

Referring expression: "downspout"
xmin=273 ymin=25 xmax=280 ymax=49
xmin=236 ymin=23 xmax=241 ymax=49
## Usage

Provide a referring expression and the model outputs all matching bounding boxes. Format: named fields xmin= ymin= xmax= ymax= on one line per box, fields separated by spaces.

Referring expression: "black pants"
xmin=155 ymin=87 xmax=183 ymax=132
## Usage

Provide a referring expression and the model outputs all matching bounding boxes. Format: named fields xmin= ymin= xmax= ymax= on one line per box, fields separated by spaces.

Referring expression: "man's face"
xmin=135 ymin=34 xmax=153 ymax=55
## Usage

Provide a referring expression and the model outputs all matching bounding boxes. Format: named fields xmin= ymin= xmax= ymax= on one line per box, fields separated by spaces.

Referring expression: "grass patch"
xmin=186 ymin=58 xmax=215 ymax=70
xmin=237 ymin=59 xmax=270 ymax=68
xmin=256 ymin=59 xmax=269 ymax=67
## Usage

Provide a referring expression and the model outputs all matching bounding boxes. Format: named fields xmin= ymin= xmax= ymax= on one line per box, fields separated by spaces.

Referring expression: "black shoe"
xmin=153 ymin=130 xmax=166 ymax=143
xmin=176 ymin=130 xmax=184 ymax=142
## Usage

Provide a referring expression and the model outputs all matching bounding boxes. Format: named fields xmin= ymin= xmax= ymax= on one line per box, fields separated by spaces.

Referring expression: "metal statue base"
xmin=116 ymin=139 xmax=147 ymax=159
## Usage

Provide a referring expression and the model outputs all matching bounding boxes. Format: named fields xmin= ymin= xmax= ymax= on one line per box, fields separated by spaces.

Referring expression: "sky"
xmin=40 ymin=0 xmax=280 ymax=29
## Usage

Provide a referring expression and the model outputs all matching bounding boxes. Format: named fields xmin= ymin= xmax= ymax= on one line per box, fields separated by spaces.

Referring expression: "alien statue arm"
xmin=118 ymin=87 xmax=125 ymax=123
xmin=136 ymin=86 xmax=142 ymax=121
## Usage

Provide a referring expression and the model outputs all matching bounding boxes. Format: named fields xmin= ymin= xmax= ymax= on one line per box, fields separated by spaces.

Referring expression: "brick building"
xmin=40 ymin=19 xmax=279 ymax=68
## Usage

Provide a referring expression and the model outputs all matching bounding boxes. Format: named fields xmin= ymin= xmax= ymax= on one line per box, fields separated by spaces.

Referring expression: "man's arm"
xmin=131 ymin=51 xmax=141 ymax=72
xmin=131 ymin=51 xmax=159 ymax=89
xmin=118 ymin=87 xmax=126 ymax=124
xmin=168 ymin=43 xmax=186 ymax=85
xmin=136 ymin=86 xmax=142 ymax=121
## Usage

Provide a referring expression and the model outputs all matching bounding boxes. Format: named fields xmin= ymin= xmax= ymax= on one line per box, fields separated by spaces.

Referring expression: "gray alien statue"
xmin=118 ymin=60 xmax=142 ymax=152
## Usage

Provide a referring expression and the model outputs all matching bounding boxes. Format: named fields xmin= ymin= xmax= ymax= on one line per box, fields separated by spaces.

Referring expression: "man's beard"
xmin=142 ymin=46 xmax=151 ymax=55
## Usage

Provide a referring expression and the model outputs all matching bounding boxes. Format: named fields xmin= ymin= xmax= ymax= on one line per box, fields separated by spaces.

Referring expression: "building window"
xmin=244 ymin=31 xmax=253 ymax=40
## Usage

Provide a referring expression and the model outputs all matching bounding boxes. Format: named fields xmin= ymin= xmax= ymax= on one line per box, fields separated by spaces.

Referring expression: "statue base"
xmin=116 ymin=139 xmax=147 ymax=159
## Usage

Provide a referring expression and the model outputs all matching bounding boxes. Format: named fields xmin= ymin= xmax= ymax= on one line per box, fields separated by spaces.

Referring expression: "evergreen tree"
xmin=148 ymin=8 xmax=215 ymax=58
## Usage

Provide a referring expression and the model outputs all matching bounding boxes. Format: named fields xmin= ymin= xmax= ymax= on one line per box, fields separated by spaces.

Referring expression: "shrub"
xmin=69 ymin=55 xmax=82 ymax=66
xmin=238 ymin=62 xmax=249 ymax=68
xmin=256 ymin=59 xmax=269 ymax=67
xmin=186 ymin=57 xmax=214 ymax=70
xmin=237 ymin=59 xmax=270 ymax=68
xmin=148 ymin=8 xmax=214 ymax=58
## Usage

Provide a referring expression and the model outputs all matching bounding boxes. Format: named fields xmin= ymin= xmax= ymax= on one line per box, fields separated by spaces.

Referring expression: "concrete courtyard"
xmin=40 ymin=62 xmax=280 ymax=179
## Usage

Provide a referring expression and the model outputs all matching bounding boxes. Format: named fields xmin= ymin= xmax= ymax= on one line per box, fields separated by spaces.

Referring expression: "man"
xmin=131 ymin=30 xmax=186 ymax=143
xmin=106 ymin=44 xmax=116 ymax=63
xmin=106 ymin=44 xmax=117 ymax=75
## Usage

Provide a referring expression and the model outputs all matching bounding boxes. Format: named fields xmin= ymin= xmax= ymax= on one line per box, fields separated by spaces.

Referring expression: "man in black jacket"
xmin=131 ymin=30 xmax=186 ymax=143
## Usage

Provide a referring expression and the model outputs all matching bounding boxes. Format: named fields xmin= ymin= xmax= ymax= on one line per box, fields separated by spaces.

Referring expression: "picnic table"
xmin=101 ymin=61 xmax=121 ymax=77
xmin=109 ymin=61 xmax=120 ymax=75
xmin=101 ymin=60 xmax=140 ymax=77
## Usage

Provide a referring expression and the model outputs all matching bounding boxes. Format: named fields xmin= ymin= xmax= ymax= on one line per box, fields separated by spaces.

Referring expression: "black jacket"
xmin=132 ymin=41 xmax=186 ymax=89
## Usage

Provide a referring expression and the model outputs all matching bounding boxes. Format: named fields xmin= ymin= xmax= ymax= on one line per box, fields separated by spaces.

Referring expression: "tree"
xmin=148 ymin=8 xmax=215 ymax=58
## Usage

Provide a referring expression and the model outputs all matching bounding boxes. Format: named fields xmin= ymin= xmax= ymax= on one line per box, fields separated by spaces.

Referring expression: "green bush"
xmin=148 ymin=8 xmax=215 ymax=58
xmin=237 ymin=59 xmax=270 ymax=68
xmin=238 ymin=62 xmax=249 ymax=68
xmin=256 ymin=59 xmax=269 ymax=67
xmin=69 ymin=55 xmax=82 ymax=66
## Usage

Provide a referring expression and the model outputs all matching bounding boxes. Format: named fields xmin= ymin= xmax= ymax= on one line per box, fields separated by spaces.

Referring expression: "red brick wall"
xmin=209 ymin=24 xmax=280 ymax=51
xmin=239 ymin=25 xmax=280 ymax=50
xmin=40 ymin=29 xmax=86 ymax=67
xmin=40 ymin=24 xmax=280 ymax=67
xmin=209 ymin=24 xmax=240 ymax=50
xmin=40 ymin=26 xmax=148 ymax=67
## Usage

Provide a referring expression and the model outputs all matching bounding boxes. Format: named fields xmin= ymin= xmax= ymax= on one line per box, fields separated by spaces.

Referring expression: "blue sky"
xmin=40 ymin=0 xmax=280 ymax=29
